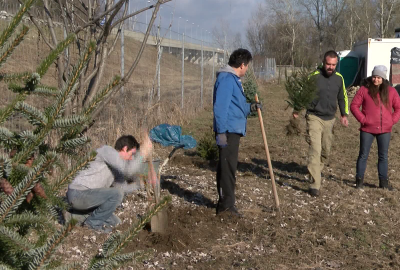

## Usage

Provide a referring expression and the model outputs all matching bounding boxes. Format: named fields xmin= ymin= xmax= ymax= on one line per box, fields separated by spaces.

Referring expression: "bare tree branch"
xmin=17 ymin=0 xmax=55 ymax=50
xmin=108 ymin=1 xmax=129 ymax=57
xmin=109 ymin=2 xmax=170 ymax=29
xmin=90 ymin=0 xmax=166 ymax=120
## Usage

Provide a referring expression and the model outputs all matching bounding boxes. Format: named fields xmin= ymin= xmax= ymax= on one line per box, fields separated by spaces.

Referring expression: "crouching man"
xmin=66 ymin=134 xmax=153 ymax=233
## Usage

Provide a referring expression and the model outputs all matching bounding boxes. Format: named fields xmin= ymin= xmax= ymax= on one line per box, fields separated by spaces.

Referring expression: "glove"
xmin=216 ymin=133 xmax=228 ymax=147
xmin=250 ymin=102 xmax=263 ymax=112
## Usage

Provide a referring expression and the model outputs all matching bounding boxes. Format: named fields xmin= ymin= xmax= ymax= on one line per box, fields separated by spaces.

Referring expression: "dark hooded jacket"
xmin=306 ymin=68 xmax=349 ymax=120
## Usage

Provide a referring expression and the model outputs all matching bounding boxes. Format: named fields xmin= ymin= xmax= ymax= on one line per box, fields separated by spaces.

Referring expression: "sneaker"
xmin=309 ymin=188 xmax=320 ymax=197
xmin=83 ymin=223 xmax=113 ymax=233
xmin=62 ymin=210 xmax=72 ymax=224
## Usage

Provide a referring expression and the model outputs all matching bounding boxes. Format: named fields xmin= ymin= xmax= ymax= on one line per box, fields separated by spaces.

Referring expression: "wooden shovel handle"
xmin=148 ymin=156 xmax=159 ymax=204
xmin=255 ymin=94 xmax=280 ymax=210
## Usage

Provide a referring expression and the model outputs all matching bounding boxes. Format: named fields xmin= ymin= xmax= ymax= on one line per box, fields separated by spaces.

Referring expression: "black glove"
xmin=250 ymin=102 xmax=263 ymax=112
xmin=216 ymin=133 xmax=228 ymax=147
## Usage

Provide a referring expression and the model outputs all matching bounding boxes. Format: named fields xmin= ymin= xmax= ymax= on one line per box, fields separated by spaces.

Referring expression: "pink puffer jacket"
xmin=350 ymin=86 xmax=400 ymax=134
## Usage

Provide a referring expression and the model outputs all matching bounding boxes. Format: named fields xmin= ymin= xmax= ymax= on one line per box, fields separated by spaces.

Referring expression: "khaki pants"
xmin=306 ymin=114 xmax=335 ymax=190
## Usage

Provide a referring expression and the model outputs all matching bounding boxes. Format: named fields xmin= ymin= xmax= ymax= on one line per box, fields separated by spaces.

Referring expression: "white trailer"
xmin=352 ymin=38 xmax=400 ymax=80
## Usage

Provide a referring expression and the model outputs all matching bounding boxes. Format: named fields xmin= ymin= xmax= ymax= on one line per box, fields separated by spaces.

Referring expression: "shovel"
xmin=255 ymin=94 xmax=280 ymax=210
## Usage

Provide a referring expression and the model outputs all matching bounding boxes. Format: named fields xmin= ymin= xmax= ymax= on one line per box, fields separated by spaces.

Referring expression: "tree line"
xmin=246 ymin=0 xmax=400 ymax=67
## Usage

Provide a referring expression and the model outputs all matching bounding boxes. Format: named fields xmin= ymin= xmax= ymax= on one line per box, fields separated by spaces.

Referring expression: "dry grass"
xmin=0 ymin=18 xmax=216 ymax=150
xmin=51 ymin=81 xmax=400 ymax=270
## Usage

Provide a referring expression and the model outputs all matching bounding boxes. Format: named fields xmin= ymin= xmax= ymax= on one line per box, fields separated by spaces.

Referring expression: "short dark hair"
xmin=114 ymin=135 xmax=140 ymax=151
xmin=323 ymin=50 xmax=338 ymax=62
xmin=228 ymin=48 xmax=252 ymax=68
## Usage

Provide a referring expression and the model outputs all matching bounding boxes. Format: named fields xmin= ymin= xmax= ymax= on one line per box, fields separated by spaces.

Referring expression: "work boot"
xmin=379 ymin=178 xmax=394 ymax=191
xmin=355 ymin=177 xmax=364 ymax=189
xmin=216 ymin=206 xmax=243 ymax=218
xmin=309 ymin=188 xmax=320 ymax=197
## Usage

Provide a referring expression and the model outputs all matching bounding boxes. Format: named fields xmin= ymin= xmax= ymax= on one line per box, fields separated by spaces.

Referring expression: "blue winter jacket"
xmin=213 ymin=66 xmax=251 ymax=136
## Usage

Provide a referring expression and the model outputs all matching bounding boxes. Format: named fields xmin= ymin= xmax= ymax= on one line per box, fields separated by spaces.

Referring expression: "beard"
xmin=322 ymin=67 xmax=335 ymax=77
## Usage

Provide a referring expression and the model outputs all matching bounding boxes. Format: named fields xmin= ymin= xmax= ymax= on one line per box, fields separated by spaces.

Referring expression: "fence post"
xmin=200 ymin=40 xmax=204 ymax=108
xmin=265 ymin=57 xmax=268 ymax=81
xmin=121 ymin=22 xmax=125 ymax=94
xmin=157 ymin=46 xmax=163 ymax=102
xmin=212 ymin=47 xmax=215 ymax=106
xmin=181 ymin=33 xmax=185 ymax=109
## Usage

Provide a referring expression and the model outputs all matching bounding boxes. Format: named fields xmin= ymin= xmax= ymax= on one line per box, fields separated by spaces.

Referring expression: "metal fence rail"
xmin=0 ymin=4 xmax=277 ymax=148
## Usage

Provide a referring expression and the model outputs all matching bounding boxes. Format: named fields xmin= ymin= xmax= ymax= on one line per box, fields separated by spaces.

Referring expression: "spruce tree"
xmin=0 ymin=1 xmax=170 ymax=269
xmin=284 ymin=69 xmax=317 ymax=135
xmin=243 ymin=66 xmax=261 ymax=117
xmin=284 ymin=69 xmax=317 ymax=114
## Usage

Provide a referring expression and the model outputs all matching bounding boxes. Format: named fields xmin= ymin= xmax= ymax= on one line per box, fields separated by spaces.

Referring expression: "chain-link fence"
xmin=253 ymin=57 xmax=277 ymax=80
xmin=0 ymin=4 xmax=227 ymax=147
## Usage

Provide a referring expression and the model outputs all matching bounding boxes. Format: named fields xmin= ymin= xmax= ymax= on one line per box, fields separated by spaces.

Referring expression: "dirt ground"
xmin=55 ymin=81 xmax=400 ymax=269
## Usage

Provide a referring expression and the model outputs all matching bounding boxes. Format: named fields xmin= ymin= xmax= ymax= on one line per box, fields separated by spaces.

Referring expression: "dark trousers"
xmin=216 ymin=133 xmax=240 ymax=212
xmin=356 ymin=131 xmax=391 ymax=180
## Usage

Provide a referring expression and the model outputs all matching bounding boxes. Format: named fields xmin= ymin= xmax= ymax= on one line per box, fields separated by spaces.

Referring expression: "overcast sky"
xmin=129 ymin=0 xmax=263 ymax=46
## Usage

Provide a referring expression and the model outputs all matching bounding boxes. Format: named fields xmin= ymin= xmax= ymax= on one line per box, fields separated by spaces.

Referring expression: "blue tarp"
xmin=149 ymin=124 xmax=197 ymax=149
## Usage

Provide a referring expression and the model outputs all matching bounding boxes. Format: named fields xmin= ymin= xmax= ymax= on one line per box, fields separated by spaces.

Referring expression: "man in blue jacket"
xmin=213 ymin=48 xmax=261 ymax=216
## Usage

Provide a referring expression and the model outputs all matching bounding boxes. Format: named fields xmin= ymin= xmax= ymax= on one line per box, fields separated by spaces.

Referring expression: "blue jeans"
xmin=66 ymin=188 xmax=124 ymax=230
xmin=356 ymin=131 xmax=391 ymax=180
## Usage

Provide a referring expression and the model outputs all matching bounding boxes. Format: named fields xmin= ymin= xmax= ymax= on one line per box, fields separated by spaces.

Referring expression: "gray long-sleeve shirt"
xmin=68 ymin=145 xmax=144 ymax=190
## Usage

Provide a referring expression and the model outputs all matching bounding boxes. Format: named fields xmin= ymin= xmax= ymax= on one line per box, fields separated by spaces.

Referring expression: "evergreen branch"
xmin=7 ymin=164 xmax=30 ymax=186
xmin=51 ymin=262 xmax=81 ymax=270
xmin=3 ymin=212 xmax=50 ymax=228
xmin=11 ymin=133 xmax=40 ymax=165
xmin=18 ymin=131 xmax=37 ymax=145
xmin=0 ymin=153 xmax=57 ymax=222
xmin=83 ymin=76 xmax=121 ymax=117
xmin=62 ymin=76 xmax=121 ymax=139
xmin=0 ymin=26 xmax=29 ymax=68
xmin=0 ymin=128 xmax=18 ymax=150
xmin=0 ymin=154 xmax=13 ymax=179
xmin=50 ymin=151 xmax=96 ymax=192
xmin=0 ymin=0 xmax=36 ymax=50
xmin=45 ymin=204 xmax=59 ymax=220
xmin=12 ymin=43 xmax=94 ymax=165
xmin=16 ymin=102 xmax=48 ymax=127
xmin=88 ymin=252 xmax=139 ymax=270
xmin=24 ymin=73 xmax=40 ymax=92
xmin=25 ymin=220 xmax=77 ymax=270
xmin=8 ymin=73 xmax=40 ymax=93
xmin=101 ymin=196 xmax=171 ymax=258
xmin=0 ymin=72 xmax=30 ymax=83
xmin=0 ymin=225 xmax=32 ymax=253
xmin=0 ymin=263 xmax=14 ymax=270
xmin=8 ymin=83 xmax=25 ymax=93
xmin=36 ymin=34 xmax=76 ymax=77
xmin=57 ymin=137 xmax=89 ymax=153
xmin=53 ymin=115 xmax=87 ymax=129
xmin=33 ymin=86 xmax=59 ymax=97
xmin=51 ymin=42 xmax=95 ymax=121
xmin=0 ymin=94 xmax=25 ymax=125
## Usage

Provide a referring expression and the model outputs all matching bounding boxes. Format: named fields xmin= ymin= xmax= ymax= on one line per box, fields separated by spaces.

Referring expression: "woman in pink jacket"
xmin=350 ymin=65 xmax=400 ymax=190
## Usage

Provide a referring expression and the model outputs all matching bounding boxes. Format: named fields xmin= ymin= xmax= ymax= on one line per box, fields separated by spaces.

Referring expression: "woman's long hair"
xmin=363 ymin=76 xmax=390 ymax=108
